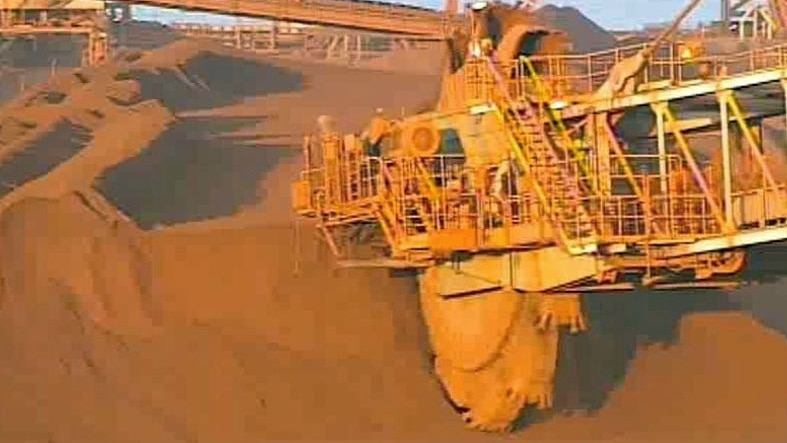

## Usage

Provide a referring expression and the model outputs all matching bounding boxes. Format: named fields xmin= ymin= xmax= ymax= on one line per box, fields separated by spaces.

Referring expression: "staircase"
xmin=521 ymin=56 xmax=595 ymax=185
xmin=374 ymin=161 xmax=405 ymax=252
xmin=375 ymin=158 xmax=437 ymax=238
xmin=411 ymin=158 xmax=438 ymax=232
xmin=486 ymin=58 xmax=598 ymax=254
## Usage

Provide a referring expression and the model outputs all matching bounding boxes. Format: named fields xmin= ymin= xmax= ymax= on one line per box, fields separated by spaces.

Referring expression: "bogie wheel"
xmin=418 ymin=268 xmax=560 ymax=432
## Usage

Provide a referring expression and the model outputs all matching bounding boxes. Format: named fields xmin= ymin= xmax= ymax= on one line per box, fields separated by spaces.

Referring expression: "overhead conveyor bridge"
xmin=111 ymin=0 xmax=465 ymax=38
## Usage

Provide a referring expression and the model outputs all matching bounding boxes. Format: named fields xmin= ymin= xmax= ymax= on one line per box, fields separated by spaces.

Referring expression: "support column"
xmin=592 ymin=113 xmax=612 ymax=195
xmin=718 ymin=90 xmax=734 ymax=225
xmin=722 ymin=88 xmax=778 ymax=191
xmin=721 ymin=0 xmax=730 ymax=27
xmin=782 ymin=79 xmax=787 ymax=145
xmin=652 ymin=99 xmax=728 ymax=232
xmin=653 ymin=102 xmax=669 ymax=194
xmin=326 ymin=36 xmax=340 ymax=59
xmin=755 ymin=120 xmax=764 ymax=154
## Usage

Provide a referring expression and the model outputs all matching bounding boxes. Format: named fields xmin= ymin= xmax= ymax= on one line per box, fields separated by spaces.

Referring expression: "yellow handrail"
xmin=410 ymin=158 xmax=437 ymax=233
xmin=377 ymin=161 xmax=405 ymax=242
xmin=724 ymin=93 xmax=779 ymax=192
xmin=490 ymin=103 xmax=597 ymax=252
xmin=482 ymin=57 xmax=599 ymax=250
xmin=521 ymin=56 xmax=594 ymax=186
xmin=659 ymin=104 xmax=729 ymax=232
xmin=414 ymin=158 xmax=440 ymax=199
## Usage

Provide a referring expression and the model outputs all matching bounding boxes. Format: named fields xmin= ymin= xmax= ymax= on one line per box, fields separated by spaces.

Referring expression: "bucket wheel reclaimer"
xmin=418 ymin=267 xmax=586 ymax=432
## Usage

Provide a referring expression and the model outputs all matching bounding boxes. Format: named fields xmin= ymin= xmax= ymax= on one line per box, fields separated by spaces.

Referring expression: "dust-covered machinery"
xmin=292 ymin=0 xmax=787 ymax=432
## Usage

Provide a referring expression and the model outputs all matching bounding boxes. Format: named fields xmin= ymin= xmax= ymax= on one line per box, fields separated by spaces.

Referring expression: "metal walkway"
xmin=512 ymin=41 xmax=787 ymax=116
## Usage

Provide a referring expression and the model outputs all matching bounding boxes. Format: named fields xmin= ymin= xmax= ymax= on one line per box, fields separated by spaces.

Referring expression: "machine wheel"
xmin=418 ymin=268 xmax=560 ymax=432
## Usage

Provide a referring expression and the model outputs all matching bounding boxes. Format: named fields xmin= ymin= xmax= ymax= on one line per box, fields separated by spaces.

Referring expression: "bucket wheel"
xmin=418 ymin=267 xmax=570 ymax=432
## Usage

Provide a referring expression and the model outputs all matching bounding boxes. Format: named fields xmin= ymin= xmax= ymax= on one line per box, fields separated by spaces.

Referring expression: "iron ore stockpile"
xmin=0 ymin=6 xmax=786 ymax=443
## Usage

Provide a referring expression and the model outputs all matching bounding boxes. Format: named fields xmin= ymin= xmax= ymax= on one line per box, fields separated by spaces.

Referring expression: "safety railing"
xmin=584 ymin=193 xmax=719 ymax=241
xmin=293 ymin=135 xmax=382 ymax=222
xmin=381 ymin=154 xmax=559 ymax=242
xmin=593 ymin=153 xmax=721 ymax=239
xmin=525 ymin=40 xmax=787 ymax=98
xmin=446 ymin=43 xmax=676 ymax=104
xmin=296 ymin=150 xmax=551 ymax=237
xmin=441 ymin=59 xmax=499 ymax=107
xmin=730 ymin=183 xmax=787 ymax=228
xmin=523 ymin=41 xmax=676 ymax=98
xmin=520 ymin=56 xmax=596 ymax=184
xmin=452 ymin=41 xmax=787 ymax=105
xmin=489 ymin=55 xmax=606 ymax=254
xmin=493 ymin=89 xmax=596 ymax=245
xmin=296 ymin=153 xmax=718 ymax=244
xmin=295 ymin=136 xmax=787 ymax=251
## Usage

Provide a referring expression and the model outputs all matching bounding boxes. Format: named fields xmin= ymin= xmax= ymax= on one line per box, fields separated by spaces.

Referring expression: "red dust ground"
xmin=0 ymin=31 xmax=785 ymax=443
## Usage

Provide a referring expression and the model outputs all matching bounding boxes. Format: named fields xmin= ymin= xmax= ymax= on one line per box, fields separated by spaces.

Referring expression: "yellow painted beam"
xmin=560 ymin=69 xmax=787 ymax=118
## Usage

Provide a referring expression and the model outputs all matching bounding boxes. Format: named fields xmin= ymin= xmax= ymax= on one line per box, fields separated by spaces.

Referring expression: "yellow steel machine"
xmin=293 ymin=0 xmax=787 ymax=432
